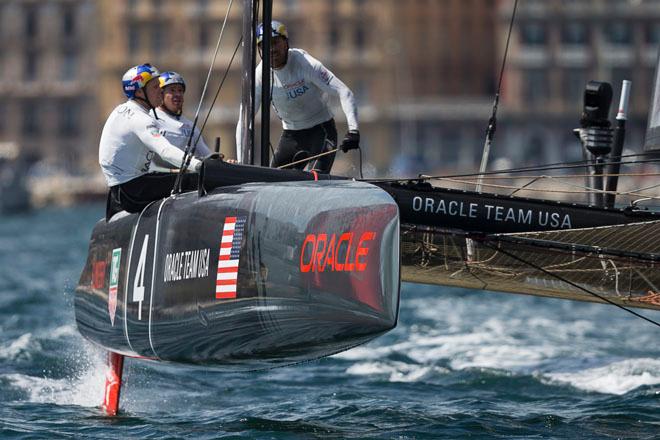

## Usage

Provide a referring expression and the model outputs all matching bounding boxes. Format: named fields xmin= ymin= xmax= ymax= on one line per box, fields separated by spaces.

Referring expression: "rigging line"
xmin=358 ymin=146 xmax=364 ymax=179
xmin=193 ymin=0 xmax=235 ymax=124
xmin=427 ymin=158 xmax=660 ymax=182
xmin=480 ymin=239 xmax=660 ymax=329
xmin=422 ymin=151 xmax=660 ymax=184
xmin=364 ymin=157 xmax=660 ymax=184
xmin=547 ymin=178 xmax=660 ymax=201
xmin=412 ymin=153 xmax=660 ymax=182
xmin=626 ymin=180 xmax=660 ymax=194
xmin=476 ymin=0 xmax=518 ymax=193
xmin=277 ymin=148 xmax=338 ymax=169
xmin=496 ymin=0 xmax=517 ymax=102
xmin=468 ymin=151 xmax=660 ymax=179
xmin=195 ymin=36 xmax=243 ymax=146
xmin=439 ymin=172 xmax=660 ymax=181
xmin=173 ymin=0 xmax=235 ymax=194
xmin=438 ymin=176 xmax=660 ymax=200
xmin=443 ymin=157 xmax=660 ymax=179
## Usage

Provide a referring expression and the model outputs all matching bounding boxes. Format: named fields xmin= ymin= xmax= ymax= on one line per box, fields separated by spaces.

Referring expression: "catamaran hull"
xmin=197 ymin=161 xmax=660 ymax=311
xmin=75 ymin=180 xmax=400 ymax=369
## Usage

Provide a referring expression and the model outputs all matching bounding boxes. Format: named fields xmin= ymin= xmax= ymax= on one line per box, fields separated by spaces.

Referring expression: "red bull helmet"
xmin=256 ymin=20 xmax=288 ymax=44
xmin=122 ymin=63 xmax=160 ymax=99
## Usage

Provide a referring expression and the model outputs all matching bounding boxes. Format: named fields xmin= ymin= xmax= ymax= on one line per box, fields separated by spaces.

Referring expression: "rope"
xmin=276 ymin=148 xmax=339 ymax=169
xmin=427 ymin=172 xmax=660 ymax=181
xmin=192 ymin=0 xmax=234 ymax=124
xmin=173 ymin=0 xmax=235 ymax=194
xmin=431 ymin=176 xmax=660 ymax=201
xmin=195 ymin=36 xmax=243 ymax=146
xmin=364 ymin=154 xmax=660 ymax=184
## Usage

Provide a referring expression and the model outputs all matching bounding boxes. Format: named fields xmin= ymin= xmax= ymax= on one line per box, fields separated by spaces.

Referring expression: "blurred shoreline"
xmin=28 ymin=173 xmax=107 ymax=208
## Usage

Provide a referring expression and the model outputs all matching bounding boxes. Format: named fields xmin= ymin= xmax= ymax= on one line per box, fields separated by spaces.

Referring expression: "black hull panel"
xmin=76 ymin=180 xmax=400 ymax=369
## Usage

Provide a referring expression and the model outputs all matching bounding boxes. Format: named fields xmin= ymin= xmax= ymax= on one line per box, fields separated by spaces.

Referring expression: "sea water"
xmin=1 ymin=204 xmax=658 ymax=439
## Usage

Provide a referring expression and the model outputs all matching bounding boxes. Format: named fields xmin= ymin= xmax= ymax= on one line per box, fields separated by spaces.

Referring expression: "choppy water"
xmin=1 ymin=204 xmax=659 ymax=439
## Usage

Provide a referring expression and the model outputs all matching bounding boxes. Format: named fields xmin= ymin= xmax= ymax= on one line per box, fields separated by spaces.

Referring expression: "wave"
xmin=0 ymin=333 xmax=36 ymax=361
xmin=335 ymin=300 xmax=660 ymax=395
xmin=543 ymin=358 xmax=660 ymax=395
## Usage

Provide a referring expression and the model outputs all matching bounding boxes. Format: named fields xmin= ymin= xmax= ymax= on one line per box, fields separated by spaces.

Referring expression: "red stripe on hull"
xmin=217 ymin=267 xmax=238 ymax=274
xmin=216 ymin=279 xmax=238 ymax=286
xmin=215 ymin=291 xmax=237 ymax=299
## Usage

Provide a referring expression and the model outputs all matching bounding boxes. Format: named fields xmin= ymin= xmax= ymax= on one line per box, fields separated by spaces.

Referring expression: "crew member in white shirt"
xmin=156 ymin=71 xmax=211 ymax=158
xmin=99 ymin=63 xmax=202 ymax=217
xmin=236 ymin=20 xmax=360 ymax=173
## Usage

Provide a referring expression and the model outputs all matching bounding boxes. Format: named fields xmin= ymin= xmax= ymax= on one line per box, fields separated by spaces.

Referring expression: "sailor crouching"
xmin=99 ymin=64 xmax=202 ymax=218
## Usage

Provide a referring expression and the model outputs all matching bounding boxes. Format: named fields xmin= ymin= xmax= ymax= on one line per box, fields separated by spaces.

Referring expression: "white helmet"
xmin=257 ymin=20 xmax=288 ymax=44
xmin=159 ymin=71 xmax=186 ymax=91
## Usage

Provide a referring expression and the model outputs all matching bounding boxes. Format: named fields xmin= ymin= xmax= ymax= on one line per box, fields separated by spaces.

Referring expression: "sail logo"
xmin=300 ymin=231 xmax=376 ymax=273
xmin=109 ymin=248 xmax=121 ymax=326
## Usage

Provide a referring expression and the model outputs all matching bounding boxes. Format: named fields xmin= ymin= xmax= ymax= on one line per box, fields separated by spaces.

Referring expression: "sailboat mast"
xmin=240 ymin=0 xmax=258 ymax=164
xmin=261 ymin=0 xmax=273 ymax=166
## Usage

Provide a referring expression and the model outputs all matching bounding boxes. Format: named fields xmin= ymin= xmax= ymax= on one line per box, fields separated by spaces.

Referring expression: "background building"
xmin=495 ymin=0 xmax=660 ymax=167
xmin=0 ymin=0 xmax=658 ymax=188
xmin=0 ymin=0 xmax=96 ymax=172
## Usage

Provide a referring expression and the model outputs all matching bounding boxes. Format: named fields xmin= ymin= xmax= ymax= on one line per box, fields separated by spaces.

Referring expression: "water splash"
xmin=4 ymin=341 xmax=106 ymax=408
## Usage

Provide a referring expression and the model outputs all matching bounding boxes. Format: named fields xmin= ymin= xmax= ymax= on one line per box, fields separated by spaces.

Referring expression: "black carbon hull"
xmin=75 ymin=180 xmax=400 ymax=369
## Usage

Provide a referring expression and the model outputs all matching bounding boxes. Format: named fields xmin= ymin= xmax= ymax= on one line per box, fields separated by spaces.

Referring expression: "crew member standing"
xmin=99 ymin=64 xmax=202 ymax=216
xmin=236 ymin=20 xmax=360 ymax=173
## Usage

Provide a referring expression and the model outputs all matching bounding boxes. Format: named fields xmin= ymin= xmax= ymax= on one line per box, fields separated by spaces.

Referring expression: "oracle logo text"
xmin=300 ymin=231 xmax=376 ymax=273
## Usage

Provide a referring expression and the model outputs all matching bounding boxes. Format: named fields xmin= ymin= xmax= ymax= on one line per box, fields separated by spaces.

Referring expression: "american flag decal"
xmin=216 ymin=216 xmax=246 ymax=299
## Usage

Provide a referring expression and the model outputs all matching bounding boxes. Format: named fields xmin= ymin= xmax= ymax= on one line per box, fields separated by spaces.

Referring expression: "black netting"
xmin=401 ymin=221 xmax=660 ymax=311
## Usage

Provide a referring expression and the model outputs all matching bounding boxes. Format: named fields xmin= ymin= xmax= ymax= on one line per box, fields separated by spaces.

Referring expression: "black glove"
xmin=340 ymin=130 xmax=360 ymax=153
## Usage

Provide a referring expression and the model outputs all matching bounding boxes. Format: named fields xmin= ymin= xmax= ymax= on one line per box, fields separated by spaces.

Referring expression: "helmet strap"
xmin=134 ymin=92 xmax=159 ymax=120
xmin=160 ymin=105 xmax=182 ymax=118
xmin=283 ymin=39 xmax=289 ymax=64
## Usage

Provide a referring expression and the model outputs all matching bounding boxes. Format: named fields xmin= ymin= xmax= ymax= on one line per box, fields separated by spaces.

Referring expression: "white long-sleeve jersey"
xmin=155 ymin=109 xmax=212 ymax=158
xmin=99 ymin=100 xmax=201 ymax=186
xmin=236 ymin=48 xmax=358 ymax=162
